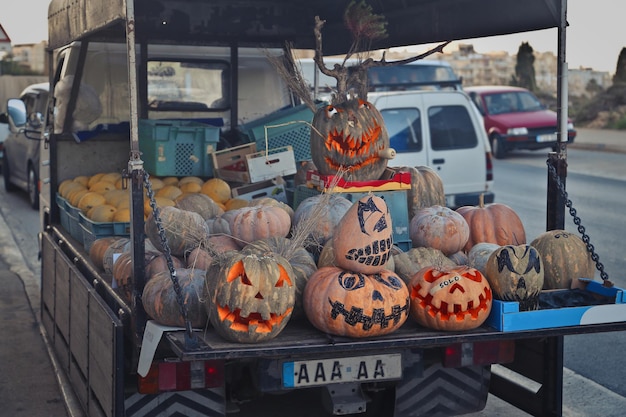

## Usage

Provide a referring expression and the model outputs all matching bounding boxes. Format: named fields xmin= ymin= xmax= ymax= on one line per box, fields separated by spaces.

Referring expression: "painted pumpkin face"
xmin=409 ymin=266 xmax=493 ymax=331
xmin=206 ymin=249 xmax=296 ymax=343
xmin=484 ymin=244 xmax=544 ymax=311
xmin=310 ymin=98 xmax=390 ymax=181
xmin=334 ymin=194 xmax=393 ymax=274
xmin=303 ymin=266 xmax=409 ymax=338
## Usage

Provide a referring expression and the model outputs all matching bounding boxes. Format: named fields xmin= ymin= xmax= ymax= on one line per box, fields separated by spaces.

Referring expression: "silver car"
xmin=1 ymin=82 xmax=49 ymax=209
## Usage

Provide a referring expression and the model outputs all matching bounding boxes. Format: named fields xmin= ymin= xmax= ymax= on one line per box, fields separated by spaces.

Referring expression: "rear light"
xmin=485 ymin=152 xmax=493 ymax=181
xmin=443 ymin=340 xmax=514 ymax=368
xmin=138 ymin=360 xmax=224 ymax=394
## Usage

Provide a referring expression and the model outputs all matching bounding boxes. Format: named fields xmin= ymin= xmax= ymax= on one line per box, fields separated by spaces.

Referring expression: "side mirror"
xmin=7 ymin=98 xmax=27 ymax=128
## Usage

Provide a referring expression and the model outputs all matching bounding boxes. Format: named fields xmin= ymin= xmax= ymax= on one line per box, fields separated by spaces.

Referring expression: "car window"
xmin=381 ymin=108 xmax=422 ymax=153
xmin=428 ymin=105 xmax=478 ymax=150
xmin=517 ymin=91 xmax=544 ymax=111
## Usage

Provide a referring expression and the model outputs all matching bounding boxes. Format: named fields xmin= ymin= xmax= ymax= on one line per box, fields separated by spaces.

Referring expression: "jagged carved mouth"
xmin=324 ymin=124 xmax=383 ymax=170
xmin=411 ymin=285 xmax=492 ymax=322
xmin=216 ymin=305 xmax=292 ymax=333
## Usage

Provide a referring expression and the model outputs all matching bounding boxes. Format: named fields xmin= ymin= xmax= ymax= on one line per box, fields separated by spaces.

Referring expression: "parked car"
xmin=1 ymin=82 xmax=49 ymax=209
xmin=465 ymin=85 xmax=576 ymax=158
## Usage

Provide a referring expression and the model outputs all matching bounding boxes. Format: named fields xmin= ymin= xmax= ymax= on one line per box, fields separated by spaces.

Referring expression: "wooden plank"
xmin=88 ymin=291 xmax=122 ymax=417
xmin=54 ymin=253 xmax=71 ymax=342
xmin=41 ymin=235 xmax=56 ymax=333
xmin=69 ymin=359 xmax=89 ymax=411
xmin=70 ymin=270 xmax=90 ymax=376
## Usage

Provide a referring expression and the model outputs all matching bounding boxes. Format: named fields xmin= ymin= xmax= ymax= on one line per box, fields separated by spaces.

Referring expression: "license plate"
xmin=282 ymin=353 xmax=402 ymax=388
xmin=537 ymin=133 xmax=557 ymax=142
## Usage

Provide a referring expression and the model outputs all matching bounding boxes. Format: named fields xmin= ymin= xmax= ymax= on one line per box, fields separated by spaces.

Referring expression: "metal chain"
xmin=546 ymin=161 xmax=611 ymax=285
xmin=143 ymin=171 xmax=197 ymax=346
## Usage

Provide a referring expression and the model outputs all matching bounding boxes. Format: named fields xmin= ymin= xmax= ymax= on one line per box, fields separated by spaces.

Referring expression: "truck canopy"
xmin=48 ymin=0 xmax=564 ymax=52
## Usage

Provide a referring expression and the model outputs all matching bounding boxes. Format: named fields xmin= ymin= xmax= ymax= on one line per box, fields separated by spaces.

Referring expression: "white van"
xmin=369 ymin=89 xmax=494 ymax=208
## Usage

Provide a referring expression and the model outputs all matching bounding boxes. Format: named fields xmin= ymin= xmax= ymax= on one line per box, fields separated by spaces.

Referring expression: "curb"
xmin=568 ymin=143 xmax=626 ymax=154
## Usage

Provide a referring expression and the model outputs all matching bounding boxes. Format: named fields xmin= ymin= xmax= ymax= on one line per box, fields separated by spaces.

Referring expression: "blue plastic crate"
xmin=64 ymin=201 xmax=85 ymax=242
xmin=56 ymin=194 xmax=71 ymax=232
xmin=139 ymin=119 xmax=220 ymax=177
xmin=79 ymin=212 xmax=130 ymax=252
xmin=240 ymin=104 xmax=323 ymax=163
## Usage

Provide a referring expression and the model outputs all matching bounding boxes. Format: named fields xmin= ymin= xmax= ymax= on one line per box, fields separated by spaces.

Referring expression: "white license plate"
xmin=537 ymin=133 xmax=557 ymax=142
xmin=283 ymin=353 xmax=402 ymax=388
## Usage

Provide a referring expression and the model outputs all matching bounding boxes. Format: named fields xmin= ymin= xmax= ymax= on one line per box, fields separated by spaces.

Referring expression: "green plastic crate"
xmin=139 ymin=119 xmax=220 ymax=177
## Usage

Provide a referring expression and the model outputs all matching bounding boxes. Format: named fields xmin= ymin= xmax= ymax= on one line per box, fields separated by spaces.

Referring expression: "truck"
xmin=35 ymin=0 xmax=626 ymax=416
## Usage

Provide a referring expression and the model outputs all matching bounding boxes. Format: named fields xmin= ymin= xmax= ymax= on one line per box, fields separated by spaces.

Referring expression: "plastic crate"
xmin=240 ymin=104 xmax=322 ymax=162
xmin=139 ymin=119 xmax=220 ymax=177
xmin=79 ymin=212 xmax=130 ymax=252
xmin=56 ymin=194 xmax=71 ymax=232
xmin=65 ymin=201 xmax=85 ymax=242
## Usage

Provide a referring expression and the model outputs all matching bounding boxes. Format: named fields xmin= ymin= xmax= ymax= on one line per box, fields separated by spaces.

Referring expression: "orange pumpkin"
xmin=456 ymin=195 xmax=526 ymax=252
xmin=227 ymin=205 xmax=292 ymax=248
xmin=408 ymin=265 xmax=492 ymax=331
xmin=409 ymin=205 xmax=470 ymax=256
xmin=310 ymin=98 xmax=391 ymax=182
xmin=333 ymin=194 xmax=393 ymax=274
xmin=303 ymin=266 xmax=409 ymax=338
xmin=205 ymin=248 xmax=296 ymax=343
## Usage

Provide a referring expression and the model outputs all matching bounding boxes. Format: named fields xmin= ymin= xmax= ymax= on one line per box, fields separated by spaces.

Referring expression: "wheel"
xmin=490 ymin=134 xmax=507 ymax=159
xmin=28 ymin=165 xmax=40 ymax=210
xmin=2 ymin=152 xmax=19 ymax=192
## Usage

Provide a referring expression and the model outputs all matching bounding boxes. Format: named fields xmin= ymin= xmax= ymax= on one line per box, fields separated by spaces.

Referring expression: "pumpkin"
xmin=205 ymin=248 xmax=296 ymax=343
xmin=408 ymin=265 xmax=492 ymax=331
xmin=409 ymin=205 xmax=470 ymax=256
xmin=205 ymin=234 xmax=241 ymax=254
xmin=145 ymin=253 xmax=185 ymax=279
xmin=89 ymin=236 xmax=129 ymax=271
xmin=293 ymin=193 xmax=353 ymax=250
xmin=250 ymin=197 xmax=295 ymax=221
xmin=333 ymin=194 xmax=393 ymax=274
xmin=467 ymin=242 xmax=500 ymax=276
xmin=175 ymin=192 xmax=224 ymax=220
xmin=156 ymin=184 xmax=183 ymax=200
xmin=456 ymin=195 xmax=526 ymax=252
xmin=318 ymin=237 xmax=395 ymax=272
xmin=142 ymin=268 xmax=208 ymax=328
xmin=484 ymin=244 xmax=544 ymax=311
xmin=186 ymin=247 xmax=215 ymax=271
xmin=145 ymin=205 xmax=210 ymax=257
xmin=310 ymin=98 xmax=391 ymax=182
xmin=227 ymin=205 xmax=292 ymax=248
xmin=112 ymin=250 xmax=161 ymax=302
xmin=394 ymin=166 xmax=446 ymax=219
xmin=242 ymin=237 xmax=317 ymax=320
xmin=530 ymin=230 xmax=595 ymax=289
xmin=393 ymin=247 xmax=456 ymax=284
xmin=303 ymin=266 xmax=409 ymax=338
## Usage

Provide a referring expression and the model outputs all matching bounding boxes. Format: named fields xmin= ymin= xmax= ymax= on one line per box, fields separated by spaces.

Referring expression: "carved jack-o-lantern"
xmin=303 ymin=266 xmax=410 ymax=338
xmin=484 ymin=244 xmax=544 ymax=311
xmin=409 ymin=266 xmax=493 ymax=331
xmin=334 ymin=194 xmax=393 ymax=274
xmin=310 ymin=98 xmax=391 ymax=182
xmin=205 ymin=248 xmax=296 ymax=343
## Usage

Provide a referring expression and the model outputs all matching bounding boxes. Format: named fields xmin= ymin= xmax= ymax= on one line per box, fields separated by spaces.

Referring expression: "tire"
xmin=3 ymin=152 xmax=19 ymax=192
xmin=28 ymin=165 xmax=40 ymax=210
xmin=490 ymin=134 xmax=507 ymax=159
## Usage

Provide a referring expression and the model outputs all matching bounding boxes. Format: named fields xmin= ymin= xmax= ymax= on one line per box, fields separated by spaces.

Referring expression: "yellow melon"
xmin=161 ymin=177 xmax=179 ymax=186
xmin=87 ymin=204 xmax=118 ymax=222
xmin=179 ymin=181 xmax=202 ymax=194
xmin=90 ymin=181 xmax=117 ymax=194
xmin=178 ymin=176 xmax=204 ymax=186
xmin=60 ymin=180 xmax=86 ymax=199
xmin=113 ymin=208 xmax=131 ymax=222
xmin=201 ymin=178 xmax=231 ymax=204
xmin=225 ymin=198 xmax=249 ymax=211
xmin=87 ymin=173 xmax=107 ymax=188
xmin=73 ymin=175 xmax=90 ymax=187
xmin=148 ymin=177 xmax=165 ymax=191
xmin=100 ymin=172 xmax=122 ymax=184
xmin=143 ymin=196 xmax=176 ymax=218
xmin=156 ymin=184 xmax=183 ymax=200
xmin=68 ymin=188 xmax=90 ymax=207
xmin=78 ymin=192 xmax=107 ymax=213
xmin=104 ymin=189 xmax=128 ymax=206
xmin=116 ymin=198 xmax=131 ymax=210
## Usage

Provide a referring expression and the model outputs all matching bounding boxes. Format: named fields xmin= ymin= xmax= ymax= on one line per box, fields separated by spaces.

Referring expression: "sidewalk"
xmin=0 ymin=127 xmax=623 ymax=417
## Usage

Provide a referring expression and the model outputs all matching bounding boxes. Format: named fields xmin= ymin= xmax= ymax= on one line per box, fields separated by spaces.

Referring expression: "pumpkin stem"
xmin=479 ymin=193 xmax=485 ymax=208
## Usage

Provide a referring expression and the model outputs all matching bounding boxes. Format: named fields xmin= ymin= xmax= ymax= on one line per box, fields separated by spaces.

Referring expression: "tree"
xmin=613 ymin=47 xmax=626 ymax=85
xmin=513 ymin=42 xmax=537 ymax=91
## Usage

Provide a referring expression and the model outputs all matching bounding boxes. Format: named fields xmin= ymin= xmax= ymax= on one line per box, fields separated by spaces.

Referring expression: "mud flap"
xmin=124 ymin=388 xmax=226 ymax=417
xmin=394 ymin=363 xmax=491 ymax=417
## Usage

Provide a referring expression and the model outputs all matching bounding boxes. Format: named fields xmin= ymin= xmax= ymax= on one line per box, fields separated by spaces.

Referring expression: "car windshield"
xmin=485 ymin=91 xmax=544 ymax=115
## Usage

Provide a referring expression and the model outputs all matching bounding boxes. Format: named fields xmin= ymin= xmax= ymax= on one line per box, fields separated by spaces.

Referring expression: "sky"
xmin=1 ymin=0 xmax=622 ymax=74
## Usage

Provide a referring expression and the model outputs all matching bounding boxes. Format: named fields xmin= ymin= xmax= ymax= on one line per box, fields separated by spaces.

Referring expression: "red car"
xmin=466 ymin=85 xmax=576 ymax=158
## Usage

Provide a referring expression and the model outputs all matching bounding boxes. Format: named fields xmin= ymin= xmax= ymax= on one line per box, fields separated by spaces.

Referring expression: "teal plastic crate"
xmin=56 ymin=194 xmax=71 ymax=232
xmin=79 ymin=212 xmax=130 ymax=252
xmin=241 ymin=104 xmax=322 ymax=162
xmin=139 ymin=119 xmax=220 ymax=177
xmin=65 ymin=201 xmax=85 ymax=242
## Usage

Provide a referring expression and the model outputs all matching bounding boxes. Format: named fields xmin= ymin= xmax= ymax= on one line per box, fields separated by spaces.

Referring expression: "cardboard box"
xmin=306 ymin=168 xmax=411 ymax=192
xmin=485 ymin=280 xmax=626 ymax=332
xmin=231 ymin=179 xmax=288 ymax=203
xmin=212 ymin=143 xmax=296 ymax=184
